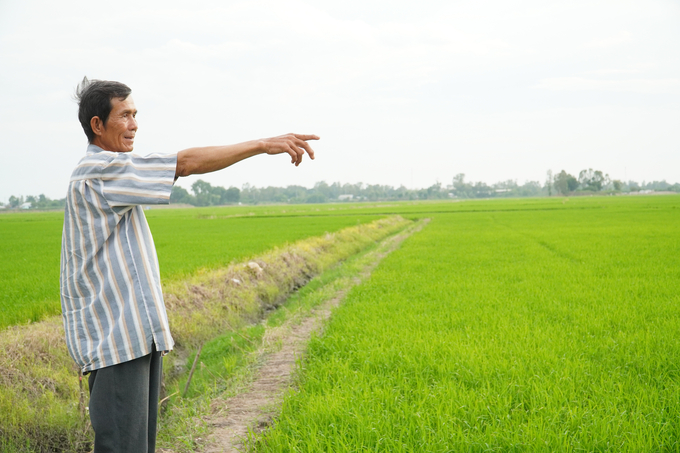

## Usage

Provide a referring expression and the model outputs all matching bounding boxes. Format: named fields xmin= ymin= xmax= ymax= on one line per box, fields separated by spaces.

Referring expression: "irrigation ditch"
xmin=0 ymin=215 xmax=420 ymax=452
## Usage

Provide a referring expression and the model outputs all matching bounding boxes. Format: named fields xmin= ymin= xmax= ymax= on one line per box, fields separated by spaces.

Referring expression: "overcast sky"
xmin=1 ymin=0 xmax=678 ymax=202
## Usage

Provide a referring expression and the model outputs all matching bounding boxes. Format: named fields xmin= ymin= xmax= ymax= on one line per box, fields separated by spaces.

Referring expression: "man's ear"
xmin=90 ymin=116 xmax=103 ymax=136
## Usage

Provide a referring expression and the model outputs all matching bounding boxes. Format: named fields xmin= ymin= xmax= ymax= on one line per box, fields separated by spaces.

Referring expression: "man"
xmin=60 ymin=78 xmax=318 ymax=452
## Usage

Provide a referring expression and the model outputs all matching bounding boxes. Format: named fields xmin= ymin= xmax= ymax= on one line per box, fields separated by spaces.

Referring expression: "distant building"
xmin=20 ymin=202 xmax=32 ymax=210
xmin=338 ymin=194 xmax=354 ymax=201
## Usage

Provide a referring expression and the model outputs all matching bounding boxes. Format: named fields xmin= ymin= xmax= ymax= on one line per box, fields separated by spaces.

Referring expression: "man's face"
xmin=92 ymin=96 xmax=138 ymax=152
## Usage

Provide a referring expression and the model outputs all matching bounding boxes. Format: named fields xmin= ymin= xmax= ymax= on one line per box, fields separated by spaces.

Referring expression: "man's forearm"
xmin=174 ymin=133 xmax=318 ymax=179
xmin=175 ymin=141 xmax=264 ymax=178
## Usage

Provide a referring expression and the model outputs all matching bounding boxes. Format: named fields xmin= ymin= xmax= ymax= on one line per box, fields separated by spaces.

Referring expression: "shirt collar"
xmin=86 ymin=144 xmax=105 ymax=154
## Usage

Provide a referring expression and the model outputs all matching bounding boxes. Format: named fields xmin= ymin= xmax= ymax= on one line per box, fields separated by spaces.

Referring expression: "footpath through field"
xmin=197 ymin=219 xmax=429 ymax=452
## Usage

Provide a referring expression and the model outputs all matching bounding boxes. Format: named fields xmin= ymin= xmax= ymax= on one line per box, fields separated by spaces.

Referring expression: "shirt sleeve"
xmin=100 ymin=152 xmax=177 ymax=207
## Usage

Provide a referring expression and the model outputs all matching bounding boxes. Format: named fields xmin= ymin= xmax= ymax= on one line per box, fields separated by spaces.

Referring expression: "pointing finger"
xmin=293 ymin=134 xmax=320 ymax=141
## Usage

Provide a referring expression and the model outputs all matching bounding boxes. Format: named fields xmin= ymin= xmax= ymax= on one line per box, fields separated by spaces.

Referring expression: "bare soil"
xmin=196 ymin=220 xmax=428 ymax=453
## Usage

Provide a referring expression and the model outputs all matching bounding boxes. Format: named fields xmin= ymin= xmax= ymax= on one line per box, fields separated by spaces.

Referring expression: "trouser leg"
xmin=147 ymin=344 xmax=162 ymax=452
xmin=88 ymin=344 xmax=163 ymax=453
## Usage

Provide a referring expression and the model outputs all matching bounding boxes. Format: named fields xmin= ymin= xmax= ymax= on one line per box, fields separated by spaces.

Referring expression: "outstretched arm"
xmin=175 ymin=133 xmax=319 ymax=178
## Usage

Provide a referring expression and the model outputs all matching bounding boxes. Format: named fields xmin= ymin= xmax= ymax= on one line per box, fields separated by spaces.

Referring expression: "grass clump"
xmin=0 ymin=318 xmax=90 ymax=452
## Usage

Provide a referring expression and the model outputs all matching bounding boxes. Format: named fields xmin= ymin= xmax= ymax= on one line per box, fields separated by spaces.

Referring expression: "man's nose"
xmin=129 ymin=117 xmax=138 ymax=130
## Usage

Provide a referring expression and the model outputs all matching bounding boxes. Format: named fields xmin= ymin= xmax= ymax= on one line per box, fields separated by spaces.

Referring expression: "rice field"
xmin=252 ymin=195 xmax=680 ymax=452
xmin=2 ymin=195 xmax=680 ymax=451
xmin=0 ymin=206 xmax=383 ymax=329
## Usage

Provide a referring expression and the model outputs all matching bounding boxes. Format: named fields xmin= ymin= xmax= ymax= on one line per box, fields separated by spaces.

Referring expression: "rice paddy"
xmin=2 ymin=195 xmax=680 ymax=451
xmin=0 ymin=206 xmax=382 ymax=329
xmin=251 ymin=195 xmax=680 ymax=452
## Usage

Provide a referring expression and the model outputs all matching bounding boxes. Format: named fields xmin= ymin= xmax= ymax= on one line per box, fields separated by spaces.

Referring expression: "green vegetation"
xmin=158 ymin=220 xmax=417 ymax=450
xmin=0 ymin=216 xmax=410 ymax=452
xmin=165 ymin=173 xmax=680 ymax=207
xmin=2 ymin=194 xmax=66 ymax=210
xmin=253 ymin=195 xmax=680 ymax=452
xmin=3 ymin=195 xmax=680 ymax=451
xmin=0 ymin=206 xmax=382 ymax=329
xmin=0 ymin=212 xmax=64 ymax=330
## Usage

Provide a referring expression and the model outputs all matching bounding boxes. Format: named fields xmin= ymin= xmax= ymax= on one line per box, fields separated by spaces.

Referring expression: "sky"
xmin=0 ymin=0 xmax=678 ymax=202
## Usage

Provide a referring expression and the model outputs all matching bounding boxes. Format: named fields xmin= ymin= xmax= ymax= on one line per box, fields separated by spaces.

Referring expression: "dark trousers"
xmin=88 ymin=344 xmax=163 ymax=453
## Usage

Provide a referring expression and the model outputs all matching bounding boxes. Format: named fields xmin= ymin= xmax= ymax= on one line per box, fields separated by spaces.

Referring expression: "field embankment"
xmin=0 ymin=216 xmax=411 ymax=452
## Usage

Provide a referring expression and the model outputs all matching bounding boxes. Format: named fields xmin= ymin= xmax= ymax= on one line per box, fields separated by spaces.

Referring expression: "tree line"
xmin=548 ymin=169 xmax=680 ymax=196
xmin=2 ymin=194 xmax=67 ymax=210
xmin=168 ymin=170 xmax=680 ymax=206
xmin=3 ymin=169 xmax=679 ymax=210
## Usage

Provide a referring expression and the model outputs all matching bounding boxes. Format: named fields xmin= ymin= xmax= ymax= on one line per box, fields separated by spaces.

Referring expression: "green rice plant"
xmin=0 ymin=206 xmax=383 ymax=330
xmin=147 ymin=208 xmax=385 ymax=280
xmin=252 ymin=196 xmax=680 ymax=452
xmin=0 ymin=212 xmax=63 ymax=330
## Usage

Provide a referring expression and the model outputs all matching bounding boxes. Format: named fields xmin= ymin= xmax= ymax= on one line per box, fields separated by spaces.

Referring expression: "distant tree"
xmin=313 ymin=181 xmax=332 ymax=200
xmin=33 ymin=194 xmax=65 ymax=209
xmin=567 ymin=175 xmax=579 ymax=192
xmin=8 ymin=195 xmax=22 ymax=208
xmin=554 ymin=170 xmax=578 ymax=195
xmin=170 ymin=186 xmax=195 ymax=204
xmin=612 ymin=180 xmax=623 ymax=191
xmin=453 ymin=173 xmax=465 ymax=191
xmin=4 ymin=194 xmax=65 ymax=210
xmin=471 ymin=181 xmax=492 ymax=198
xmin=578 ymin=169 xmax=609 ymax=191
xmin=191 ymin=180 xmax=220 ymax=206
xmin=517 ymin=181 xmax=542 ymax=197
xmin=191 ymin=180 xmax=212 ymax=197
xmin=452 ymin=173 xmax=474 ymax=198
xmin=210 ymin=186 xmax=229 ymax=204
xmin=641 ymin=180 xmax=674 ymax=191
xmin=225 ymin=187 xmax=240 ymax=203
xmin=306 ymin=194 xmax=326 ymax=203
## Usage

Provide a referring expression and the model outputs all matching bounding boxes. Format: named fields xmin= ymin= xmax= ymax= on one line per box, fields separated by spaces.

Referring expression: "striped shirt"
xmin=60 ymin=144 xmax=177 ymax=372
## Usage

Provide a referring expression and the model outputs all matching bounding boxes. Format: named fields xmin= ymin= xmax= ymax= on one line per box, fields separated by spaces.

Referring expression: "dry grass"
xmin=0 ymin=318 xmax=89 ymax=452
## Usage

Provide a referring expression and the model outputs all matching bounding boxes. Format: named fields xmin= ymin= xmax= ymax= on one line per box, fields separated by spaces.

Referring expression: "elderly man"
xmin=60 ymin=78 xmax=318 ymax=452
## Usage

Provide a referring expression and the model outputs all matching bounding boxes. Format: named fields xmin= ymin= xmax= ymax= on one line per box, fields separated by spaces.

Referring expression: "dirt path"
xmin=199 ymin=219 xmax=428 ymax=453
